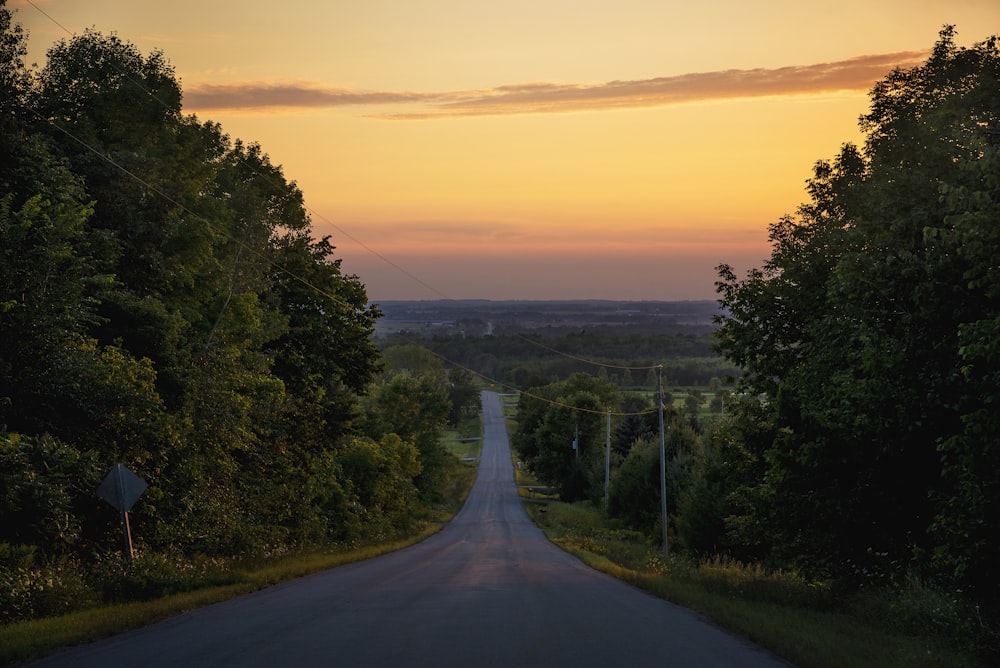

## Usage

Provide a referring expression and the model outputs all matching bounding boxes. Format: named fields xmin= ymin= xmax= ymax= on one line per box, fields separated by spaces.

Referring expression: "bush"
xmin=90 ymin=552 xmax=238 ymax=603
xmin=850 ymin=574 xmax=999 ymax=659
xmin=0 ymin=545 xmax=99 ymax=624
xmin=0 ymin=432 xmax=102 ymax=552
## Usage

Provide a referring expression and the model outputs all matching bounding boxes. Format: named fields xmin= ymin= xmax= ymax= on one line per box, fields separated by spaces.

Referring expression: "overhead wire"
xmin=35 ymin=112 xmax=359 ymax=313
xmin=23 ymin=0 xmax=662 ymax=374
xmin=23 ymin=0 xmax=449 ymax=302
xmin=421 ymin=348 xmax=661 ymax=417
xmin=20 ymin=0 xmax=669 ymax=416
xmin=36 ymin=104 xmax=663 ymax=416
xmin=25 ymin=0 xmax=660 ymax=374
xmin=507 ymin=333 xmax=662 ymax=371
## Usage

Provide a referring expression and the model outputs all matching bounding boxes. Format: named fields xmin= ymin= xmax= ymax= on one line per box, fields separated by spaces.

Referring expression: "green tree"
xmin=267 ymin=231 xmax=381 ymax=443
xmin=608 ymin=437 xmax=662 ymax=535
xmin=31 ymin=30 xmax=214 ymax=297
xmin=0 ymin=432 xmax=103 ymax=553
xmin=931 ymin=134 xmax=1000 ymax=597
xmin=714 ymin=28 xmax=1000 ymax=591
xmin=684 ymin=389 xmax=705 ymax=415
xmin=511 ymin=373 xmax=620 ymax=501
xmin=380 ymin=344 xmax=444 ymax=379
xmin=446 ymin=366 xmax=480 ymax=425
xmin=607 ymin=408 xmax=697 ymax=538
xmin=363 ymin=372 xmax=451 ymax=499
xmin=676 ymin=394 xmax=778 ymax=563
xmin=336 ymin=434 xmax=421 ymax=535
xmin=611 ymin=395 xmax=655 ymax=456
xmin=2 ymin=20 xmax=386 ymax=558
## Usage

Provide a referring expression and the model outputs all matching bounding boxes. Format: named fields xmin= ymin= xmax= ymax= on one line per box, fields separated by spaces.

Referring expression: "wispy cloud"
xmin=183 ymin=50 xmax=928 ymax=118
xmin=183 ymin=84 xmax=433 ymax=110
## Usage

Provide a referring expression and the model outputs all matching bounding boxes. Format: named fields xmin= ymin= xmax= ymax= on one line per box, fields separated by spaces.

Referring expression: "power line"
xmin=30 ymin=96 xmax=661 ymax=418
xmin=509 ymin=333 xmax=661 ymax=371
xmin=423 ymin=348 xmax=660 ymax=417
xmin=23 ymin=1 xmax=663 ymax=373
xmin=35 ymin=112 xmax=358 ymax=313
xmin=20 ymin=2 xmax=671 ymax=387
xmin=23 ymin=0 xmax=448 ymax=301
xmin=26 ymin=71 xmax=668 ymax=419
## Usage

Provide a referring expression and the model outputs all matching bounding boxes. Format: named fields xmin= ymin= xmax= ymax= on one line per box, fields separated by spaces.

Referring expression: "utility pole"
xmin=604 ymin=410 xmax=611 ymax=512
xmin=658 ymin=365 xmax=669 ymax=556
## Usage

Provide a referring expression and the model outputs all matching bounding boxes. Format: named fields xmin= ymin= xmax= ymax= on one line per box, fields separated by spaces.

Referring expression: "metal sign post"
xmin=97 ymin=463 xmax=148 ymax=561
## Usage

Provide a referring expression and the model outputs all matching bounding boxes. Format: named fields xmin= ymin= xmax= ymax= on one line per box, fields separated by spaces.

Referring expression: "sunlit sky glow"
xmin=14 ymin=1 xmax=1000 ymax=301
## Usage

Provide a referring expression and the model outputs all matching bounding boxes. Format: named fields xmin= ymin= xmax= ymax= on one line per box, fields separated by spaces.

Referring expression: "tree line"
xmin=714 ymin=27 xmax=1000 ymax=604
xmin=379 ymin=329 xmax=741 ymax=389
xmin=512 ymin=27 xmax=1000 ymax=641
xmin=0 ymin=3 xmax=470 ymax=623
xmin=4 ymin=5 xmax=999 ymax=650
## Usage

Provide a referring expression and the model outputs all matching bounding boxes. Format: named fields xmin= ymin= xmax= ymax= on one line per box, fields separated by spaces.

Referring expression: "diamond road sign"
xmin=97 ymin=463 xmax=147 ymax=513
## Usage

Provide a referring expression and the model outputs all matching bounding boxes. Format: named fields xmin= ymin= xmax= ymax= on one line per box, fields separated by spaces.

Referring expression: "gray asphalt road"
xmin=32 ymin=391 xmax=791 ymax=667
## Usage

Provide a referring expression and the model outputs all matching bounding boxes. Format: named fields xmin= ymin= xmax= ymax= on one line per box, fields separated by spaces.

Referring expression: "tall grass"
xmin=0 ymin=527 xmax=445 ymax=666
xmin=528 ymin=501 xmax=990 ymax=668
xmin=0 ymin=440 xmax=481 ymax=666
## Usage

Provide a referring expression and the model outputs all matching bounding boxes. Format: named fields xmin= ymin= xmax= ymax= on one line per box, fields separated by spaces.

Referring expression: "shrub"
xmin=90 ymin=551 xmax=238 ymax=603
xmin=859 ymin=574 xmax=997 ymax=658
xmin=0 ymin=545 xmax=99 ymax=624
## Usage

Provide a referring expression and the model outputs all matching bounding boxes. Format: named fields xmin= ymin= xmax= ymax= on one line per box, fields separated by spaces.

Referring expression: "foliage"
xmin=446 ymin=366 xmax=481 ymax=425
xmin=606 ymin=438 xmax=663 ymax=535
xmin=0 ymin=546 xmax=98 ymax=625
xmin=713 ymin=28 xmax=1000 ymax=607
xmin=675 ymin=393 xmax=779 ymax=564
xmin=605 ymin=413 xmax=698 ymax=539
xmin=362 ymin=371 xmax=452 ymax=499
xmin=0 ymin=2 xmax=454 ymax=608
xmin=511 ymin=373 xmax=621 ymax=501
xmin=379 ymin=343 xmax=444 ymax=379
xmin=527 ymin=501 xmax=991 ymax=668
xmin=336 ymin=435 xmax=422 ymax=533
xmin=611 ymin=394 xmax=656 ymax=455
xmin=89 ymin=552 xmax=238 ymax=603
xmin=0 ymin=432 xmax=103 ymax=552
xmin=380 ymin=329 xmax=740 ymax=388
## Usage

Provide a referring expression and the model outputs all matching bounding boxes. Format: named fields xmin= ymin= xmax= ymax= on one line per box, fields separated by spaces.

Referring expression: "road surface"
xmin=32 ymin=391 xmax=791 ymax=667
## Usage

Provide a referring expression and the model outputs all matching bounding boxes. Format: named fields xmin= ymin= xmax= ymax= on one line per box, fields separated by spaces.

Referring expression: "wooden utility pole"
xmin=658 ymin=365 xmax=669 ymax=556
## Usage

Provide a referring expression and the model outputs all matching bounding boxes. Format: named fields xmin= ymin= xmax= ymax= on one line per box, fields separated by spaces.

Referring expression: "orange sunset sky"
xmin=13 ymin=1 xmax=1000 ymax=301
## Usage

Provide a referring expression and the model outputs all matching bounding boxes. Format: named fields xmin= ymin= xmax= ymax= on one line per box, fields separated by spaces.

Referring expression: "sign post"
xmin=96 ymin=463 xmax=147 ymax=561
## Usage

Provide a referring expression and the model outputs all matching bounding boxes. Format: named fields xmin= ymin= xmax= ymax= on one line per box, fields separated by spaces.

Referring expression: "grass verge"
xmin=1 ymin=427 xmax=483 ymax=667
xmin=527 ymin=502 xmax=989 ymax=668
xmin=0 ymin=527 xmax=444 ymax=666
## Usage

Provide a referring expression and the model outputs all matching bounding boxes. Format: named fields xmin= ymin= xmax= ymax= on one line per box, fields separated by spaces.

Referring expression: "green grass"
xmin=7 ymin=413 xmax=985 ymax=668
xmin=526 ymin=501 xmax=989 ymax=668
xmin=441 ymin=415 xmax=483 ymax=461
xmin=0 ymin=421 xmax=485 ymax=667
xmin=0 ymin=528 xmax=446 ymax=666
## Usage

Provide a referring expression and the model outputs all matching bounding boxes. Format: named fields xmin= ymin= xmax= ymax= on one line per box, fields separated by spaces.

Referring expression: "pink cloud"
xmin=183 ymin=83 xmax=432 ymax=111
xmin=183 ymin=51 xmax=928 ymax=118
